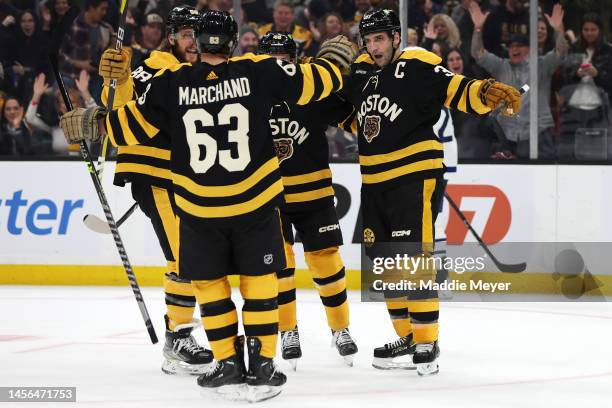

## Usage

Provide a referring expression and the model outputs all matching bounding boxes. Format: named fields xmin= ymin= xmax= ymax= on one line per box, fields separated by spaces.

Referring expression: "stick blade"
xmin=495 ymin=261 xmax=527 ymax=273
xmin=83 ymin=214 xmax=112 ymax=234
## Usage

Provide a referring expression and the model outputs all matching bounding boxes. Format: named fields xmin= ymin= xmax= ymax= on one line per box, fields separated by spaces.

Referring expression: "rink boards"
xmin=1 ymin=161 xmax=611 ymax=294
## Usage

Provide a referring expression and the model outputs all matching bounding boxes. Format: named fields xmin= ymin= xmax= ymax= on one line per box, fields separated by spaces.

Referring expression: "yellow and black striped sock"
xmin=384 ymin=297 xmax=413 ymax=338
xmin=240 ymin=273 xmax=279 ymax=359
xmin=278 ymin=242 xmax=297 ymax=332
xmin=192 ymin=277 xmax=238 ymax=360
xmin=407 ymin=255 xmax=439 ymax=343
xmin=164 ymin=272 xmax=196 ymax=330
xmin=305 ymin=247 xmax=349 ymax=331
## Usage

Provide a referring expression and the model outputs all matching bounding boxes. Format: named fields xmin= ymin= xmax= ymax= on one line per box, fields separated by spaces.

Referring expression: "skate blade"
xmin=342 ymin=354 xmax=355 ymax=367
xmin=372 ymin=357 xmax=416 ymax=370
xmin=416 ymin=361 xmax=439 ymax=376
xmin=200 ymin=383 xmax=248 ymax=401
xmin=287 ymin=358 xmax=298 ymax=371
xmin=162 ymin=358 xmax=214 ymax=376
xmin=247 ymin=385 xmax=282 ymax=403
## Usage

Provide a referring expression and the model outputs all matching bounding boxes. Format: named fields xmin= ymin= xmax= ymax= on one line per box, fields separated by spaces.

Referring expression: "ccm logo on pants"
xmin=319 ymin=224 xmax=340 ymax=233
xmin=391 ymin=230 xmax=411 ymax=237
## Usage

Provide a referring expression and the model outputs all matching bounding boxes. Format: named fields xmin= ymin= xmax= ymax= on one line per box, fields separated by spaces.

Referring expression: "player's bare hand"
xmin=468 ymin=2 xmax=490 ymax=30
xmin=99 ymin=48 xmax=132 ymax=86
xmin=479 ymin=79 xmax=521 ymax=116
xmin=60 ymin=107 xmax=106 ymax=144
xmin=316 ymin=35 xmax=358 ymax=74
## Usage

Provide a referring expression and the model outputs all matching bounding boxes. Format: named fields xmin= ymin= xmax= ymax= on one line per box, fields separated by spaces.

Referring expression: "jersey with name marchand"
xmin=102 ymin=50 xmax=177 ymax=189
xmin=343 ymin=47 xmax=490 ymax=192
xmin=270 ymin=94 xmax=353 ymax=213
xmin=105 ymin=53 xmax=342 ymax=225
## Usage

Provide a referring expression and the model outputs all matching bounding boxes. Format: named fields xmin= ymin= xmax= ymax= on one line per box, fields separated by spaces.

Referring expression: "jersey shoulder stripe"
xmin=229 ymin=53 xmax=271 ymax=63
xmin=146 ymin=51 xmax=180 ymax=70
xmin=398 ymin=47 xmax=442 ymax=66
xmin=153 ymin=62 xmax=192 ymax=78
xmin=355 ymin=53 xmax=374 ymax=65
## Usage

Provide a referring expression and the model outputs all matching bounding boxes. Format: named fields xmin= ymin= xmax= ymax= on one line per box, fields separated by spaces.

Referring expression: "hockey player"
xmin=60 ymin=10 xmax=355 ymax=402
xmin=258 ymin=32 xmax=358 ymax=369
xmin=98 ymin=5 xmax=213 ymax=376
xmin=432 ymin=106 xmax=457 ymax=300
xmin=341 ymin=9 xmax=521 ymax=375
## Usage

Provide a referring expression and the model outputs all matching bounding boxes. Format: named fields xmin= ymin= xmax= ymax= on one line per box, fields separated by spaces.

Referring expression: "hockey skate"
xmin=246 ymin=337 xmax=286 ymax=403
xmin=413 ymin=341 xmax=440 ymax=376
xmin=197 ymin=336 xmax=247 ymax=401
xmin=161 ymin=317 xmax=213 ymax=375
xmin=280 ymin=327 xmax=302 ymax=371
xmin=372 ymin=333 xmax=416 ymax=370
xmin=331 ymin=328 xmax=358 ymax=366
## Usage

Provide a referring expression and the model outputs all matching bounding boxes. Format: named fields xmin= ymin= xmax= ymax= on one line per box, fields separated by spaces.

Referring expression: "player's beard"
xmin=174 ymin=46 xmax=198 ymax=63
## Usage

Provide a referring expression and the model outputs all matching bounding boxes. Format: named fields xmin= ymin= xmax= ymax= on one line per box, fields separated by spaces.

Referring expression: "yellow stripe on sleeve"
xmin=297 ymin=64 xmax=315 ymax=105
xmin=444 ymin=75 xmax=464 ymax=108
xmin=105 ymin=114 xmax=118 ymax=147
xmin=126 ymin=100 xmax=159 ymax=138
xmin=117 ymin=107 xmax=139 ymax=145
xmin=313 ymin=63 xmax=333 ymax=101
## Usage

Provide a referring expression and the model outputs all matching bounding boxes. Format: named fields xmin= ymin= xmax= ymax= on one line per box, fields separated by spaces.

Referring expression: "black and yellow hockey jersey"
xmin=270 ymin=95 xmax=353 ymax=213
xmin=101 ymin=50 xmax=177 ymax=189
xmin=105 ymin=54 xmax=342 ymax=225
xmin=343 ymin=48 xmax=491 ymax=192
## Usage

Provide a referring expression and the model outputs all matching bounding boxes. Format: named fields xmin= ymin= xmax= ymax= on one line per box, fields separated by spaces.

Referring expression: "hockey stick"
xmin=444 ymin=192 xmax=527 ymax=273
xmin=50 ymin=7 xmax=158 ymax=344
xmin=96 ymin=0 xmax=130 ymax=180
xmin=84 ymin=201 xmax=138 ymax=234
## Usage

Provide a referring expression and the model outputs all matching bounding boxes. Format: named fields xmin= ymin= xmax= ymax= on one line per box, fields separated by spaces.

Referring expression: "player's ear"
xmin=168 ymin=34 xmax=175 ymax=46
xmin=393 ymin=32 xmax=401 ymax=48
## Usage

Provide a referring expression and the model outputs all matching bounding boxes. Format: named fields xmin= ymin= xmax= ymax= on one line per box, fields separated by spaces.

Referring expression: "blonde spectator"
xmin=422 ymin=13 xmax=461 ymax=51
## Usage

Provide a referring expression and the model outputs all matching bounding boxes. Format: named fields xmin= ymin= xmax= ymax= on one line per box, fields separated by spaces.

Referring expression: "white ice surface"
xmin=1 ymin=286 xmax=611 ymax=407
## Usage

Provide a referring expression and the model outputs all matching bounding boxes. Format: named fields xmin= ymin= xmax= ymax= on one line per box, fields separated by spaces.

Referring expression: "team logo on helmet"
xmin=363 ymin=115 xmax=381 ymax=143
xmin=273 ymin=138 xmax=294 ymax=163
xmin=363 ymin=228 xmax=375 ymax=247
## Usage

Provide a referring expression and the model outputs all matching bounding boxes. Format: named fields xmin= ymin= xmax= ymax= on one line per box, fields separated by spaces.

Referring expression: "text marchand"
xmin=179 ymin=77 xmax=251 ymax=105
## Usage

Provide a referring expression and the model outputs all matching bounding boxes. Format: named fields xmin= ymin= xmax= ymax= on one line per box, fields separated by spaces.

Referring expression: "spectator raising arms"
xmin=59 ymin=0 xmax=113 ymax=101
xmin=422 ymin=14 xmax=462 ymax=54
xmin=482 ymin=0 xmax=528 ymax=57
xmin=443 ymin=47 xmax=501 ymax=158
xmin=26 ymin=72 xmax=95 ymax=154
xmin=3 ymin=10 xmax=50 ymax=100
xmin=470 ymin=2 xmax=568 ymax=159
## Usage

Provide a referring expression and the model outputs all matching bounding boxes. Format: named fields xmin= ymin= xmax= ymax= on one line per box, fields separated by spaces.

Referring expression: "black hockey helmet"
xmin=258 ymin=31 xmax=297 ymax=62
xmin=166 ymin=5 xmax=202 ymax=35
xmin=198 ymin=10 xmax=238 ymax=56
xmin=359 ymin=9 xmax=401 ymax=40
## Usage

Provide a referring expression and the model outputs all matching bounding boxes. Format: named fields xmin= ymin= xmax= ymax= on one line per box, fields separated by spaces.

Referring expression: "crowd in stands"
xmin=0 ymin=0 xmax=610 ymax=160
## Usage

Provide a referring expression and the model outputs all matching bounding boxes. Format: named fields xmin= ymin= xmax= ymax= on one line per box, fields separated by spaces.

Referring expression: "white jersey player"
xmin=433 ymin=107 xmax=457 ymax=295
